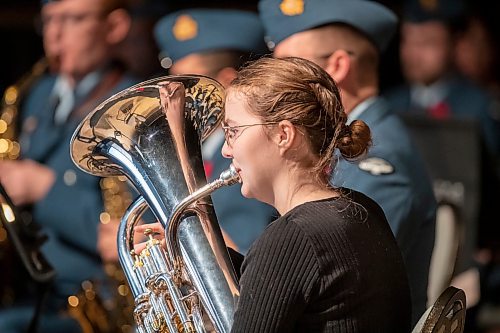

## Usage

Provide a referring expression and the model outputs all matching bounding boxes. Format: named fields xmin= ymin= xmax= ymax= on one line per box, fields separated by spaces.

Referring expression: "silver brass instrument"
xmin=70 ymin=75 xmax=240 ymax=333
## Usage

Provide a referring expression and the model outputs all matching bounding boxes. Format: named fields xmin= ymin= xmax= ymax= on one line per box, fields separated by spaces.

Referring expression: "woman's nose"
xmin=221 ymin=140 xmax=232 ymax=159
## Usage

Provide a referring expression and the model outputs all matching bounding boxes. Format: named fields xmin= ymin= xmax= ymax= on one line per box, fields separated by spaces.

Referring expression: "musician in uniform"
xmin=0 ymin=0 xmax=137 ymax=331
xmin=385 ymin=0 xmax=500 ymax=156
xmin=258 ymin=0 xmax=437 ymax=324
xmin=152 ymin=8 xmax=277 ymax=253
xmin=384 ymin=0 xmax=500 ymax=317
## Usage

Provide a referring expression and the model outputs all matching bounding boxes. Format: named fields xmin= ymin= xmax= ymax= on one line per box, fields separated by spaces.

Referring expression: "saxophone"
xmin=67 ymin=176 xmax=136 ymax=333
xmin=0 ymin=58 xmax=52 ymax=307
xmin=70 ymin=75 xmax=240 ymax=332
xmin=1 ymin=59 xmax=136 ymax=331
xmin=0 ymin=58 xmax=48 ymax=161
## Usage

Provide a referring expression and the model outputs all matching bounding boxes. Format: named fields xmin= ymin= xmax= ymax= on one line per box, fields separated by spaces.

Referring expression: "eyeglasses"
xmin=221 ymin=122 xmax=278 ymax=148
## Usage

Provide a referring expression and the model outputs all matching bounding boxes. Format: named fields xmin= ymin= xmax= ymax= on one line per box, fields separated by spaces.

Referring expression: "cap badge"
xmin=172 ymin=15 xmax=198 ymax=41
xmin=419 ymin=0 xmax=439 ymax=12
xmin=280 ymin=0 xmax=304 ymax=16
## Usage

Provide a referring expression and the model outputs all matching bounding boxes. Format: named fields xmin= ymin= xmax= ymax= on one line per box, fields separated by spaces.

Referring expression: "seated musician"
xmin=137 ymin=56 xmax=412 ymax=332
xmin=0 ymin=0 xmax=137 ymax=331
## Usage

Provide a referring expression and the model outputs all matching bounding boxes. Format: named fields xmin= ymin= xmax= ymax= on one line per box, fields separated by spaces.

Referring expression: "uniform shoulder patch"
xmin=358 ymin=157 xmax=395 ymax=175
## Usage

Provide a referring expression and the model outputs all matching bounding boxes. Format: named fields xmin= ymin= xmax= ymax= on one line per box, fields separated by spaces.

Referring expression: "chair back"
xmin=427 ymin=203 xmax=462 ymax=305
xmin=412 ymin=286 xmax=466 ymax=333
xmin=400 ymin=115 xmax=481 ymax=274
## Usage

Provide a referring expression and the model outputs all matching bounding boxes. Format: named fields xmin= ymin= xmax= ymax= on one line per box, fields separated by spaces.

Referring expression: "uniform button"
xmin=64 ymin=170 xmax=77 ymax=186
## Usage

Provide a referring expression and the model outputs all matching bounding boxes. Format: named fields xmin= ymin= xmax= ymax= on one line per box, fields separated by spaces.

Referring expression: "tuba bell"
xmin=70 ymin=75 xmax=239 ymax=333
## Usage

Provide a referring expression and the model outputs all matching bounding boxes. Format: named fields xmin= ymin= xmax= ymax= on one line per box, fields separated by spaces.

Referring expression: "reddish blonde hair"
xmin=229 ymin=56 xmax=371 ymax=186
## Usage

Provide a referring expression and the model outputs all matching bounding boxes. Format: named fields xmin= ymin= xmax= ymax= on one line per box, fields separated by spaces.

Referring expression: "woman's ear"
xmin=276 ymin=120 xmax=297 ymax=155
xmin=324 ymin=49 xmax=351 ymax=84
xmin=105 ymin=9 xmax=132 ymax=45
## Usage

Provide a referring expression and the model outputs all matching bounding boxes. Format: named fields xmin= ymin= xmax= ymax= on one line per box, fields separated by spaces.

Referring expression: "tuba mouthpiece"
xmin=218 ymin=164 xmax=240 ymax=186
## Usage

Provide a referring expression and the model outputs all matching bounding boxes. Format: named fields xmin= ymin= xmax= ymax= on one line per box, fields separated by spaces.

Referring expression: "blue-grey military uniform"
xmin=259 ymin=0 xmax=437 ymax=323
xmin=332 ymin=97 xmax=436 ymax=322
xmin=386 ymin=77 xmax=500 ymax=156
xmin=0 ymin=69 xmax=137 ymax=333
xmin=154 ymin=9 xmax=276 ymax=254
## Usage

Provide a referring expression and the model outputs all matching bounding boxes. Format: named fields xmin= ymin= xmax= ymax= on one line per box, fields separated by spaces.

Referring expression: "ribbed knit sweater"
xmin=231 ymin=189 xmax=411 ymax=333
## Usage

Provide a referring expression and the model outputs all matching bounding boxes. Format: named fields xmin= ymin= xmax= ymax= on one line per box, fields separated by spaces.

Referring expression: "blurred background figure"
xmin=385 ymin=0 xmax=500 ymax=156
xmin=40 ymin=0 xmax=64 ymax=73
xmin=384 ymin=0 xmax=500 ymax=331
xmin=153 ymin=8 xmax=276 ymax=254
xmin=0 ymin=0 xmax=65 ymax=330
xmin=0 ymin=0 xmax=137 ymax=331
xmin=454 ymin=1 xmax=500 ymax=107
xmin=454 ymin=2 xmax=500 ymax=330
xmin=259 ymin=0 xmax=436 ymax=325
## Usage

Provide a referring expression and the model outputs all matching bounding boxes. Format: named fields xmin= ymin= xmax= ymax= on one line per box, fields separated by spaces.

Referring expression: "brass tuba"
xmin=70 ymin=75 xmax=240 ymax=332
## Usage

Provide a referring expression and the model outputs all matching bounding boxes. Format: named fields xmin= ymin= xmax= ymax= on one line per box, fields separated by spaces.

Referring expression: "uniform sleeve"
xmin=33 ymin=164 xmax=102 ymax=255
xmin=231 ymin=219 xmax=319 ymax=333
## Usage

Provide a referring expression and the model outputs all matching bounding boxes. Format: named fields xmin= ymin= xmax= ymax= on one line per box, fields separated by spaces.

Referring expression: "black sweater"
xmin=231 ymin=189 xmax=411 ymax=333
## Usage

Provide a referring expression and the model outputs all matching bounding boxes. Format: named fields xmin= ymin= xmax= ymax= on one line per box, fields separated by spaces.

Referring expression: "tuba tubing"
xmin=117 ymin=167 xmax=240 ymax=332
xmin=165 ymin=164 xmax=240 ymax=272
xmin=118 ymin=195 xmax=148 ymax=297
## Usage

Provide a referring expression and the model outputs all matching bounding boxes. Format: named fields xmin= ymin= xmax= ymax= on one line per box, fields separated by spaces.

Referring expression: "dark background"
xmin=0 ymin=0 xmax=407 ymax=95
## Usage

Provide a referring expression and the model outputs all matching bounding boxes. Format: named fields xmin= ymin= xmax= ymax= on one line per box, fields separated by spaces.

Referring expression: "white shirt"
xmin=347 ymin=96 xmax=378 ymax=124
xmin=51 ymin=71 xmax=103 ymax=124
xmin=410 ymin=79 xmax=450 ymax=110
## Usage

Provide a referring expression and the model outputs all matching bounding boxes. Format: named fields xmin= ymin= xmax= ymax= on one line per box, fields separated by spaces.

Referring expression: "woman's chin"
xmin=240 ymin=184 xmax=254 ymax=200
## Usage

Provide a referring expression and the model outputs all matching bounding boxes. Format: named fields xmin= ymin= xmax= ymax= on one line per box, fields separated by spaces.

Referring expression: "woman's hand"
xmin=132 ymin=221 xmax=239 ymax=253
xmin=133 ymin=222 xmax=165 ymax=254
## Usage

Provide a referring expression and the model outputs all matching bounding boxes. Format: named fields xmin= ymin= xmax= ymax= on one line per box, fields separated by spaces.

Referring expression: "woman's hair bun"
xmin=336 ymin=120 xmax=371 ymax=160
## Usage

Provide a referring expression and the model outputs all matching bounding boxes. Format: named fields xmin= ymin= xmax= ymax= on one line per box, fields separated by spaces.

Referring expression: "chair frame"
xmin=418 ymin=286 xmax=466 ymax=333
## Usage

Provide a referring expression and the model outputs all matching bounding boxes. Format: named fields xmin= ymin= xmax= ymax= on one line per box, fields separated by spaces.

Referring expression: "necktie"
xmin=427 ymin=101 xmax=451 ymax=119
